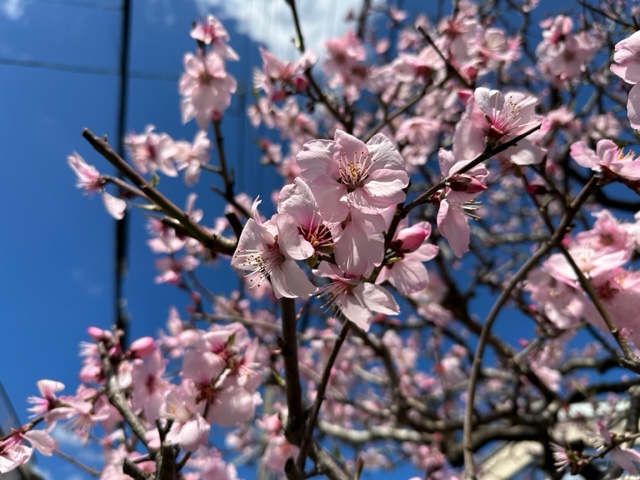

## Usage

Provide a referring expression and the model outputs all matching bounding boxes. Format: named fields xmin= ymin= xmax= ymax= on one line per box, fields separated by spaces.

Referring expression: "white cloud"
xmin=52 ymin=427 xmax=105 ymax=466
xmin=193 ymin=0 xmax=362 ymax=61
xmin=1 ymin=0 xmax=26 ymax=20
xmin=32 ymin=466 xmax=52 ymax=480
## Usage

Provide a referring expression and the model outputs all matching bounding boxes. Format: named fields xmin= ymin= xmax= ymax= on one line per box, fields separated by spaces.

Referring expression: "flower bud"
xmin=87 ymin=326 xmax=108 ymax=342
xmin=128 ymin=337 xmax=155 ymax=359
xmin=395 ymin=225 xmax=429 ymax=253
xmin=449 ymin=174 xmax=487 ymax=194
xmin=270 ymin=89 xmax=287 ymax=102
xmin=293 ymin=75 xmax=308 ymax=92
xmin=526 ymin=184 xmax=548 ymax=195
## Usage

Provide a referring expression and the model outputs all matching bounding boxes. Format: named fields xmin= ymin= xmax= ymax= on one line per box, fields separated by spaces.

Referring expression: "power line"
xmin=0 ymin=57 xmax=179 ymax=81
xmin=28 ymin=0 xmax=122 ymax=10
xmin=113 ymin=0 xmax=131 ymax=347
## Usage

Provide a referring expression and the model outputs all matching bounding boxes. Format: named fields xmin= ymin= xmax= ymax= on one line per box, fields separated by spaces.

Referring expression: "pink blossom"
xmin=125 ymin=125 xmax=178 ymax=177
xmin=376 ymin=221 xmax=439 ymax=295
xmin=174 ymin=131 xmax=211 ymax=186
xmin=544 ymin=245 xmax=627 ymax=286
xmin=188 ymin=447 xmax=239 ymax=479
xmin=67 ymin=153 xmax=126 ymax=220
xmin=435 ymin=149 xmax=488 ymax=258
xmin=27 ymin=379 xmax=64 ymax=421
xmin=130 ymin=348 xmax=169 ymax=420
xmin=0 ymin=435 xmax=32 ymax=474
xmin=277 ymin=177 xmax=335 ymax=256
xmin=314 ymin=263 xmax=399 ymax=332
xmin=154 ymin=255 xmax=199 ymax=285
xmin=253 ymin=47 xmax=315 ymax=103
xmin=56 ymin=391 xmax=110 ymax=442
xmin=190 ymin=15 xmax=239 ymax=60
xmin=595 ymin=421 xmax=640 ymax=473
xmin=536 ymin=15 xmax=599 ymax=85
xmin=162 ymin=391 xmax=210 ymax=452
xmin=611 ymin=30 xmax=640 ymax=129
xmin=258 ymin=413 xmax=299 ymax=471
xmin=179 ymin=51 xmax=237 ymax=129
xmin=19 ymin=429 xmax=57 ymax=456
xmin=297 ymin=130 xmax=408 ymax=223
xmin=395 ymin=117 xmax=441 ymax=154
xmin=474 ymin=87 xmax=540 ymax=145
xmin=231 ymin=201 xmax=316 ymax=299
xmin=571 ymin=139 xmax=640 ymax=184
xmin=324 ymin=30 xmax=369 ymax=101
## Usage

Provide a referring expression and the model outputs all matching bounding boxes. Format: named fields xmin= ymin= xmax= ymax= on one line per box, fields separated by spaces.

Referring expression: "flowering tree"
xmin=5 ymin=1 xmax=640 ymax=479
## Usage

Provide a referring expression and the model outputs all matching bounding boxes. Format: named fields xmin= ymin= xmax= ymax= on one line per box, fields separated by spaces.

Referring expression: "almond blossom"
xmin=174 ymin=131 xmax=211 ymax=186
xmin=594 ymin=422 xmax=640 ymax=474
xmin=0 ymin=435 xmax=32 ymax=474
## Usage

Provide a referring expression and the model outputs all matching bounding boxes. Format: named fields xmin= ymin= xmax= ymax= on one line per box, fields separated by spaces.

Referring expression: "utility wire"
xmin=0 ymin=57 xmax=178 ymax=80
xmin=28 ymin=0 xmax=122 ymax=9
xmin=114 ymin=0 xmax=131 ymax=347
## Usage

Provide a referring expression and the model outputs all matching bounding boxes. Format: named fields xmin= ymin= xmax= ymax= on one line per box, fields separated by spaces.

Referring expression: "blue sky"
xmin=0 ymin=0 xmax=372 ymax=477
xmin=0 ymin=0 xmax=606 ymax=478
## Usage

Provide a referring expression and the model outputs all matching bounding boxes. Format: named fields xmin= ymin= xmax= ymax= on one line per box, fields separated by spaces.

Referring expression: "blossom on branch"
xmin=180 ymin=51 xmax=237 ymax=129
xmin=67 ymin=153 xmax=126 ymax=220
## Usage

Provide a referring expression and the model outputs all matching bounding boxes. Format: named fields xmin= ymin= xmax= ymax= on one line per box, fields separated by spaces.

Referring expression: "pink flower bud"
xmin=128 ymin=337 xmax=155 ymax=359
xmin=526 ymin=184 xmax=548 ymax=195
xmin=270 ymin=89 xmax=287 ymax=102
xmin=395 ymin=225 xmax=429 ymax=253
xmin=212 ymin=110 xmax=223 ymax=122
xmin=449 ymin=174 xmax=487 ymax=194
xmin=87 ymin=326 xmax=107 ymax=341
xmin=293 ymin=75 xmax=308 ymax=92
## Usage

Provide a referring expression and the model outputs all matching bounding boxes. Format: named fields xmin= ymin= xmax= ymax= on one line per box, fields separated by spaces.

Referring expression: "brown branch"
xmin=279 ymin=297 xmax=306 ymax=480
xmin=462 ymin=175 xmax=599 ymax=479
xmin=83 ymin=129 xmax=236 ymax=256
xmin=296 ymin=320 xmax=351 ymax=470
xmin=98 ymin=343 xmax=152 ymax=453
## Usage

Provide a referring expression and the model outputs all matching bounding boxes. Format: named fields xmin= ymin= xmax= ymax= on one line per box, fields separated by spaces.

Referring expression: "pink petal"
xmin=22 ymin=430 xmax=57 ymax=456
xmin=102 ymin=192 xmax=126 ymax=220
xmin=275 ymin=213 xmax=314 ymax=260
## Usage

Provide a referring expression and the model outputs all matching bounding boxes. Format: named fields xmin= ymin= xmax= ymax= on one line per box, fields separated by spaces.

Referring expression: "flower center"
xmin=337 ymin=149 xmax=371 ymax=192
xmin=236 ymin=243 xmax=285 ymax=290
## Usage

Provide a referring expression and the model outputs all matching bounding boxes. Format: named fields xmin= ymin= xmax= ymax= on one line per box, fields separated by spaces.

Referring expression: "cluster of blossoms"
xmin=3 ymin=320 xmax=262 ymax=477
xmin=125 ymin=126 xmax=211 ymax=187
xmin=536 ymin=15 xmax=600 ymax=86
xmin=23 ymin=2 xmax=640 ymax=480
xmin=180 ymin=15 xmax=238 ymax=130
xmin=230 ymin=129 xmax=439 ymax=332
